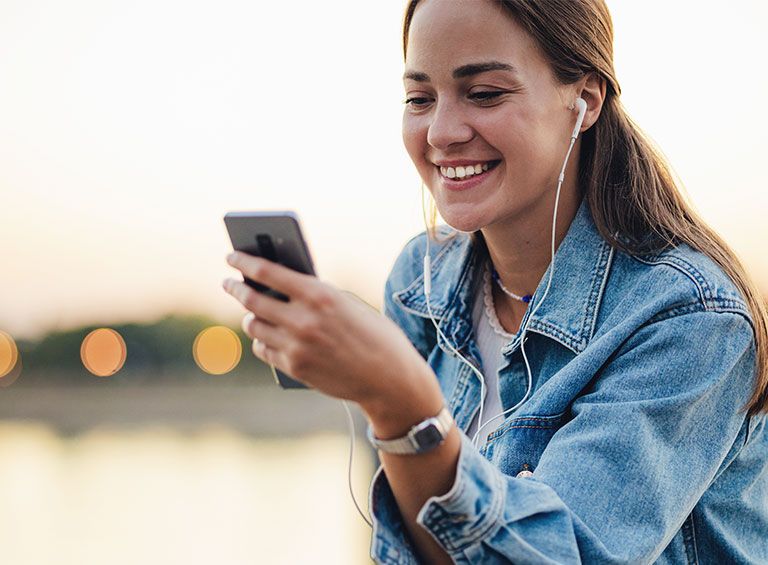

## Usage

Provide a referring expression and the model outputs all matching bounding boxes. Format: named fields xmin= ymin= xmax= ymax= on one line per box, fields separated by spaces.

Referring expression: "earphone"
xmin=341 ymin=97 xmax=588 ymax=529
xmin=423 ymin=97 xmax=587 ymax=448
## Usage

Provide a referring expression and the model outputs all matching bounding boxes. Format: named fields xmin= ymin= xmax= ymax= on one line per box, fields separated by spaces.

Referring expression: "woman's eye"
xmin=403 ymin=97 xmax=431 ymax=107
xmin=468 ymin=91 xmax=505 ymax=103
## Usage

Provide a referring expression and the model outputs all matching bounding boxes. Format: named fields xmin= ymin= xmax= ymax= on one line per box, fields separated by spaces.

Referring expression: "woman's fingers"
xmin=226 ymin=252 xmax=314 ymax=302
xmin=223 ymin=278 xmax=297 ymax=329
xmin=242 ymin=312 xmax=286 ymax=364
xmin=241 ymin=312 xmax=279 ymax=344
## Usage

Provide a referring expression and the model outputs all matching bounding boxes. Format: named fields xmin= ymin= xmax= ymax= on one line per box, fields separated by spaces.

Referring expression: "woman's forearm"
xmin=363 ymin=378 xmax=462 ymax=565
xmin=379 ymin=427 xmax=461 ymax=564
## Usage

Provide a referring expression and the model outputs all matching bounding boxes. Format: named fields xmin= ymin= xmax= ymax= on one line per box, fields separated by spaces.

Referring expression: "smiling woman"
xmin=221 ymin=1 xmax=768 ymax=563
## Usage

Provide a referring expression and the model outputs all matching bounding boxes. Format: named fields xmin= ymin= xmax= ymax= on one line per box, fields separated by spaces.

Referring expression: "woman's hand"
xmin=222 ymin=251 xmax=441 ymax=419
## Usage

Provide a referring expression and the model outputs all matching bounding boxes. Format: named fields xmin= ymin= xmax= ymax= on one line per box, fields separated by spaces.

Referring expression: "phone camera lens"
xmin=256 ymin=234 xmax=278 ymax=262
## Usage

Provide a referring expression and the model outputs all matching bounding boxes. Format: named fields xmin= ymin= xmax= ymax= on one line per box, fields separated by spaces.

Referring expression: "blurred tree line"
xmin=12 ymin=315 xmax=271 ymax=387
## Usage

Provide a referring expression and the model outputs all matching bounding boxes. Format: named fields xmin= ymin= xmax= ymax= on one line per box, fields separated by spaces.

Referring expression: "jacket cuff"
xmin=369 ymin=464 xmax=422 ymax=564
xmin=415 ymin=431 xmax=505 ymax=553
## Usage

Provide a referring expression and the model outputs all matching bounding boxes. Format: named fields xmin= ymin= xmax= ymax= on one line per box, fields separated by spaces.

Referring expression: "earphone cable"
xmin=422 ymin=184 xmax=488 ymax=449
xmin=346 ymin=105 xmax=584 ymax=527
xmin=342 ymin=400 xmax=373 ymax=528
xmin=470 ymin=134 xmax=577 ymax=443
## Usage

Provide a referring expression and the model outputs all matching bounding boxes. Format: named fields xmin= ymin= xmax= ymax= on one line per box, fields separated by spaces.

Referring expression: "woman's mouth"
xmin=435 ymin=160 xmax=501 ymax=190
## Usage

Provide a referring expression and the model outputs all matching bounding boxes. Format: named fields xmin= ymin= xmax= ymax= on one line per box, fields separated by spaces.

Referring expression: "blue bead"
xmin=522 ymin=295 xmax=532 ymax=303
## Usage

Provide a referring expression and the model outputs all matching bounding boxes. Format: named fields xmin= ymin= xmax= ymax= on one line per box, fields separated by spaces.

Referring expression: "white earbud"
xmin=571 ymin=97 xmax=587 ymax=140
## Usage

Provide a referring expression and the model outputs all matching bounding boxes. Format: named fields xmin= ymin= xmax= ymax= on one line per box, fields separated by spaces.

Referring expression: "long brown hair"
xmin=403 ymin=0 xmax=768 ymax=415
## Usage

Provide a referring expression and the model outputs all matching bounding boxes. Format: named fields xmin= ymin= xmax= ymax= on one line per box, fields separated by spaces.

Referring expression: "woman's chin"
xmin=439 ymin=212 xmax=486 ymax=234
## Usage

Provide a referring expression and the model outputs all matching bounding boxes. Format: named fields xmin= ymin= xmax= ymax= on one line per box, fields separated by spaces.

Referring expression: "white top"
xmin=466 ymin=262 xmax=516 ymax=441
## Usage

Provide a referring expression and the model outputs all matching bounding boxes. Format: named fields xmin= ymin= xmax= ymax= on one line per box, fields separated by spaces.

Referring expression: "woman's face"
xmin=402 ymin=0 xmax=578 ymax=233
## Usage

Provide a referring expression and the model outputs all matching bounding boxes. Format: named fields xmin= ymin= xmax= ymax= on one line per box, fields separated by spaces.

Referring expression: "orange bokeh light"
xmin=0 ymin=331 xmax=21 ymax=385
xmin=80 ymin=328 xmax=127 ymax=377
xmin=0 ymin=331 xmax=19 ymax=378
xmin=193 ymin=326 xmax=242 ymax=375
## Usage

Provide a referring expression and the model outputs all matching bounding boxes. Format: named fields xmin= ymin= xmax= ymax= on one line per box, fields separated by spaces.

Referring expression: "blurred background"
xmin=0 ymin=1 xmax=766 ymax=563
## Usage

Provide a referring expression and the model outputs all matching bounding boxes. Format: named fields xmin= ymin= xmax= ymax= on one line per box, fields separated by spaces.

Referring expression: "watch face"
xmin=413 ymin=424 xmax=443 ymax=450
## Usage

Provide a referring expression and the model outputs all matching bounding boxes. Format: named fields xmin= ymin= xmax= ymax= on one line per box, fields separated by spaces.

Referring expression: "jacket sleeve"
xmin=370 ymin=308 xmax=757 ymax=564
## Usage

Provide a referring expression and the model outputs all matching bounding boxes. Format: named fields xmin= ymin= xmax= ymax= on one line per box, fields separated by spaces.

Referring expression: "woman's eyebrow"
xmin=453 ymin=61 xmax=517 ymax=79
xmin=403 ymin=61 xmax=518 ymax=82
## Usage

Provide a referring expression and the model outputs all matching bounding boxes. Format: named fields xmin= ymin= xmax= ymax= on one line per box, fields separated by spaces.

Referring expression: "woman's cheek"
xmin=402 ymin=114 xmax=428 ymax=155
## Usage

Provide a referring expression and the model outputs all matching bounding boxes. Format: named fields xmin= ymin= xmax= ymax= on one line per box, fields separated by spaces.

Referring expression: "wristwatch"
xmin=366 ymin=406 xmax=453 ymax=455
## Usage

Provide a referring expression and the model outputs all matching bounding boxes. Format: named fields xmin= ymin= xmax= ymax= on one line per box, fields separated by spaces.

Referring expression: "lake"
xmin=0 ymin=386 xmax=377 ymax=564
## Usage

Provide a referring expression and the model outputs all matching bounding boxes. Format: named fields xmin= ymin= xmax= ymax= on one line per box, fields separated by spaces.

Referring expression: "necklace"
xmin=490 ymin=265 xmax=533 ymax=304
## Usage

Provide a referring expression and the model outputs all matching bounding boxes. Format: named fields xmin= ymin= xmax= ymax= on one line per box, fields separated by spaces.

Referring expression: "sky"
xmin=1 ymin=0 xmax=767 ymax=340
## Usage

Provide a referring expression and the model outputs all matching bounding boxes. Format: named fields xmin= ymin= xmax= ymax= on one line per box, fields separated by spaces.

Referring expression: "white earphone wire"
xmin=422 ymin=99 xmax=586 ymax=448
xmin=422 ymin=184 xmax=488 ymax=449
xmin=344 ymin=98 xmax=587 ymax=529
xmin=470 ymin=130 xmax=579 ymax=444
xmin=342 ymin=400 xmax=373 ymax=528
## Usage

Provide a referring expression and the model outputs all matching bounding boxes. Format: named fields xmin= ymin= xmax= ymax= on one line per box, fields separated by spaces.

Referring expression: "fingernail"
xmin=222 ymin=279 xmax=230 ymax=291
xmin=226 ymin=252 xmax=237 ymax=264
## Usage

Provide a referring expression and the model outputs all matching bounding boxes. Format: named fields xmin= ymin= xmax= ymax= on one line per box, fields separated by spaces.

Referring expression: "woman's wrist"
xmin=360 ymin=361 xmax=445 ymax=440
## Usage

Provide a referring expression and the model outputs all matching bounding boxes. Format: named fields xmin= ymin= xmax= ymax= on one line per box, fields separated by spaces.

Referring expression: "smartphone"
xmin=223 ymin=211 xmax=315 ymax=390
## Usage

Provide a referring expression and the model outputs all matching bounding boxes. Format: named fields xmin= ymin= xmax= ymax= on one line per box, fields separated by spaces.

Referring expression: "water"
xmin=0 ymin=422 xmax=375 ymax=565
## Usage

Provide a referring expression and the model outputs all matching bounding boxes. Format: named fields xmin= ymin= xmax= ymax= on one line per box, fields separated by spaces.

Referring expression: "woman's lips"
xmin=436 ymin=160 xmax=501 ymax=191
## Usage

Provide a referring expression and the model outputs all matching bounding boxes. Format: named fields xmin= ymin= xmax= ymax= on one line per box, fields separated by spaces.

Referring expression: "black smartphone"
xmin=223 ymin=211 xmax=315 ymax=390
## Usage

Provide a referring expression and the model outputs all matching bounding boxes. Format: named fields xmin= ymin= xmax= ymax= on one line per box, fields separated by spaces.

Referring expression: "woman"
xmin=223 ymin=0 xmax=768 ymax=562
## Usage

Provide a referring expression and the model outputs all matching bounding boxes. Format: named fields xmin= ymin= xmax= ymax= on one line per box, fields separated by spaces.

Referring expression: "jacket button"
xmin=516 ymin=464 xmax=534 ymax=478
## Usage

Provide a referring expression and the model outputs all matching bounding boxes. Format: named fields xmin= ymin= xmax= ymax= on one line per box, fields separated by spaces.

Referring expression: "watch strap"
xmin=367 ymin=406 xmax=453 ymax=455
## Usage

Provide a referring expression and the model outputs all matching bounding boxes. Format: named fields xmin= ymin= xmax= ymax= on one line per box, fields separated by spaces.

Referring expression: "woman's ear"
xmin=576 ymin=72 xmax=607 ymax=132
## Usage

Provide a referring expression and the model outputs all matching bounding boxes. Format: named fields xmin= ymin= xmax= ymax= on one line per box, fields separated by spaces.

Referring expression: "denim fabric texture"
xmin=369 ymin=197 xmax=768 ymax=564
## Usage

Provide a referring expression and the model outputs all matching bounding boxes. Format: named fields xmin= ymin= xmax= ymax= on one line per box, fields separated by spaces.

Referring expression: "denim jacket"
xmin=369 ymin=197 xmax=768 ymax=564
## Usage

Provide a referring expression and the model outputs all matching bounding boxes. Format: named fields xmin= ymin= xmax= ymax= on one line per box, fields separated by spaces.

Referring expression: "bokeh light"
xmin=193 ymin=326 xmax=242 ymax=375
xmin=0 ymin=331 xmax=19 ymax=377
xmin=80 ymin=328 xmax=127 ymax=377
xmin=0 ymin=331 xmax=21 ymax=386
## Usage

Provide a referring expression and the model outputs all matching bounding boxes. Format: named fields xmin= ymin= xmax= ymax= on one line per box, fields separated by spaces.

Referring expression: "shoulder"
xmin=584 ymin=242 xmax=759 ymax=418
xmin=608 ymin=240 xmax=754 ymax=330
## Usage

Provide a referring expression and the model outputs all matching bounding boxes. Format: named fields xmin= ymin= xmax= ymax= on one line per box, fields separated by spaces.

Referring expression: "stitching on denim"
xmin=585 ymin=244 xmax=614 ymax=343
xmin=393 ymin=235 xmax=463 ymax=316
xmin=630 ymin=254 xmax=709 ymax=305
xmin=644 ymin=303 xmax=753 ymax=337
xmin=645 ymin=302 xmax=705 ymax=325
xmin=681 ymin=514 xmax=698 ymax=565
xmin=457 ymin=463 xmax=506 ymax=549
xmin=690 ymin=512 xmax=700 ymax=564
xmin=449 ymin=363 xmax=475 ymax=427
xmin=487 ymin=412 xmax=566 ymax=441
xmin=526 ymin=319 xmax=582 ymax=354
xmin=690 ymin=512 xmax=699 ymax=565
xmin=578 ymin=240 xmax=611 ymax=342
xmin=505 ymin=424 xmax=559 ymax=430
xmin=432 ymin=463 xmax=505 ymax=552
xmin=425 ymin=457 xmax=506 ymax=553
xmin=449 ymin=363 xmax=470 ymax=408
xmin=662 ymin=254 xmax=713 ymax=302
xmin=429 ymin=472 xmax=469 ymax=550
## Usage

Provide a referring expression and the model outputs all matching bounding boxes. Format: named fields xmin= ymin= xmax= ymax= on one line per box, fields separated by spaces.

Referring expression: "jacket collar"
xmin=392 ymin=197 xmax=614 ymax=355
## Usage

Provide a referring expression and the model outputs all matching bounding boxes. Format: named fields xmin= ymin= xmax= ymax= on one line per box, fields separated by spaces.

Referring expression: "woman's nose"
xmin=426 ymin=102 xmax=474 ymax=150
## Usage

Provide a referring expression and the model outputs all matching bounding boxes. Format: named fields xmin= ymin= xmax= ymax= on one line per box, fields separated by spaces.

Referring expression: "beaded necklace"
xmin=490 ymin=264 xmax=533 ymax=304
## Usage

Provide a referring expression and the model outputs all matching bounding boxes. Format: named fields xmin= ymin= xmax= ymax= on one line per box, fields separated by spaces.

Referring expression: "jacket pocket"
xmin=482 ymin=413 xmax=566 ymax=477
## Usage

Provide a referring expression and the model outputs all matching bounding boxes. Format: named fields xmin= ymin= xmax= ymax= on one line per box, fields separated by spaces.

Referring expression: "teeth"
xmin=439 ymin=162 xmax=492 ymax=180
